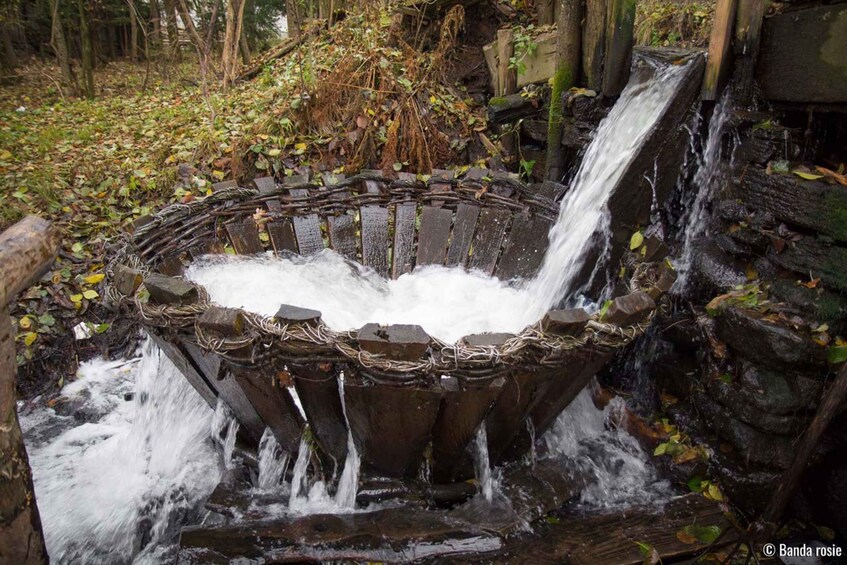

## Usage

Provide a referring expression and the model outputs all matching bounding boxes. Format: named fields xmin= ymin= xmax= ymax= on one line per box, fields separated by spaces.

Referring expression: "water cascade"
xmin=257 ymin=428 xmax=289 ymax=490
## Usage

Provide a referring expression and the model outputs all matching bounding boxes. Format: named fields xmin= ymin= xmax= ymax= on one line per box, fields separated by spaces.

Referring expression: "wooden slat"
xmin=266 ymin=219 xmax=298 ymax=255
xmin=602 ymin=0 xmax=637 ymax=97
xmin=429 ymin=169 xmax=454 ymax=207
xmin=495 ymin=213 xmax=552 ymax=280
xmin=360 ymin=173 xmax=390 ymax=278
xmin=252 ymin=176 xmax=276 ymax=195
xmin=416 ymin=207 xmax=452 ymax=267
xmin=583 ymin=0 xmax=607 ymax=91
xmin=225 ymin=218 xmax=264 ymax=255
xmin=467 ymin=208 xmax=511 ymax=275
xmin=323 ymin=173 xmax=358 ymax=260
xmin=445 ymin=204 xmax=480 ymax=267
xmin=285 ymin=175 xmax=324 ymax=256
xmin=232 ymin=366 xmax=304 ymax=454
xmin=392 ymin=173 xmax=418 ymax=279
xmin=212 ymin=179 xmax=239 ymax=192
xmin=702 ymin=0 xmax=739 ymax=101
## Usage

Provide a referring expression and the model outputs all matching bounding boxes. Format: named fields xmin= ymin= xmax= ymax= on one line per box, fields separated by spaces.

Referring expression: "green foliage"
xmin=508 ymin=25 xmax=538 ymax=75
xmin=635 ymin=0 xmax=715 ymax=48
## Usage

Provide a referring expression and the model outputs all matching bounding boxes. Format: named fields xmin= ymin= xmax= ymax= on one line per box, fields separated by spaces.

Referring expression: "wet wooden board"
xmin=147 ymin=331 xmax=217 ymax=407
xmin=188 ymin=239 xmax=225 ymax=260
xmin=285 ymin=176 xmax=324 ymax=256
xmin=467 ymin=208 xmax=510 ymax=275
xmin=344 ymin=384 xmax=441 ymax=478
xmin=290 ymin=364 xmax=348 ymax=465
xmin=231 ymin=366 xmax=304 ymax=454
xmin=495 ymin=213 xmax=551 ymax=280
xmin=360 ymin=175 xmax=390 ymax=277
xmin=266 ymin=219 xmax=298 ymax=255
xmin=157 ymin=254 xmax=185 ymax=276
xmin=445 ymin=204 xmax=481 ymax=267
xmin=416 ymin=206 xmax=453 ymax=266
xmin=323 ymin=173 xmax=358 ymax=260
xmin=252 ymin=176 xmax=276 ymax=197
xmin=429 ymin=169 xmax=454 ymax=206
xmin=212 ymin=180 xmax=239 ymax=192
xmin=391 ymin=172 xmax=418 ymax=279
xmin=431 ymin=381 xmax=503 ymax=483
xmin=225 ymin=218 xmax=264 ymax=255
xmin=485 ymin=371 xmax=550 ymax=464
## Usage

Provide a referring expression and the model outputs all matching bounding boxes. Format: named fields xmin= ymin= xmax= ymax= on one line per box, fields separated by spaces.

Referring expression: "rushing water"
xmin=23 ymin=60 xmax=692 ymax=561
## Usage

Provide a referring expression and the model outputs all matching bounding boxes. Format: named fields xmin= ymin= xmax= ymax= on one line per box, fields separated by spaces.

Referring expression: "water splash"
xmin=334 ymin=432 xmax=361 ymax=509
xmin=21 ymin=339 xmax=220 ymax=564
xmin=673 ymin=94 xmax=735 ymax=290
xmin=472 ymin=425 xmax=495 ymax=502
xmin=257 ymin=428 xmax=289 ymax=490
xmin=543 ymin=387 xmax=669 ymax=509
xmin=528 ymin=62 xmax=692 ymax=308
xmin=210 ymin=399 xmax=239 ymax=469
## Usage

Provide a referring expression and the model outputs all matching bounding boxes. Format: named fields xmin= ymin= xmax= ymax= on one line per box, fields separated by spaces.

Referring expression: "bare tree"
xmin=78 ymin=0 xmax=94 ymax=98
xmin=222 ymin=0 xmax=247 ymax=86
xmin=50 ymin=0 xmax=76 ymax=94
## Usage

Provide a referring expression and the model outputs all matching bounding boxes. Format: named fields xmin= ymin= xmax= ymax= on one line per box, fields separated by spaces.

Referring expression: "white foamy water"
xmin=20 ymin=340 xmax=221 ymax=564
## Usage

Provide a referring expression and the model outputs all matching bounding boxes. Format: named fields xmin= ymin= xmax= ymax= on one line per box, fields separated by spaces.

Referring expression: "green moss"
xmin=545 ymin=65 xmax=574 ymax=149
xmin=488 ymin=96 xmax=509 ymax=108
xmin=824 ymin=189 xmax=847 ymax=242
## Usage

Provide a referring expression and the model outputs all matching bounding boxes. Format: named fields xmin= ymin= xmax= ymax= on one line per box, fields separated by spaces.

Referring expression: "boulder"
xmin=738 ymin=360 xmax=823 ymax=415
xmin=704 ymin=376 xmax=810 ymax=436
xmin=770 ymin=237 xmax=847 ymax=292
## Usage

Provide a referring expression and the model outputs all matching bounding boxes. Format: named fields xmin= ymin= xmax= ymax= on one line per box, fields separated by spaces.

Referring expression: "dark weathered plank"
xmin=323 ymin=173 xmax=358 ymax=260
xmin=702 ymin=0 xmax=738 ymax=101
xmin=485 ymin=370 xmax=550 ymax=464
xmin=392 ymin=172 xmax=418 ymax=279
xmin=344 ymin=384 xmax=441 ymax=477
xmin=360 ymin=173 xmax=390 ymax=277
xmin=156 ymin=254 xmax=185 ymax=276
xmin=445 ymin=204 xmax=481 ymax=267
xmin=252 ymin=176 xmax=276 ymax=195
xmin=495 ymin=213 xmax=551 ymax=280
xmin=416 ymin=207 xmax=453 ymax=267
xmin=266 ymin=219 xmax=298 ymax=255
xmin=602 ymin=0 xmax=636 ymax=97
xmin=212 ymin=180 xmax=239 ymax=192
xmin=289 ymin=364 xmax=348 ymax=465
xmin=285 ymin=175 xmax=324 ymax=256
xmin=231 ymin=366 xmax=304 ymax=454
xmin=225 ymin=218 xmax=264 ymax=255
xmin=147 ymin=331 xmax=218 ymax=407
xmin=467 ymin=208 xmax=511 ymax=275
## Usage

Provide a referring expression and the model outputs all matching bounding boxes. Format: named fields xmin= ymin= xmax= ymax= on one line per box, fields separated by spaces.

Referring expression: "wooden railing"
xmin=1 ymin=216 xmax=59 ymax=564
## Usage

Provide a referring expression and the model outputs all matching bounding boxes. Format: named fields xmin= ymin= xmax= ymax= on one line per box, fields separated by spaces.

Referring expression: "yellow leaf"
xmin=84 ymin=273 xmax=105 ymax=285
xmin=793 ymin=171 xmax=824 ymax=180
xmin=706 ymin=483 xmax=723 ymax=501
xmin=294 ymin=142 xmax=307 ymax=151
xmin=630 ymin=231 xmax=644 ymax=251
xmin=83 ymin=290 xmax=99 ymax=300
xmin=267 ymin=148 xmax=281 ymax=157
xmin=0 ymin=149 xmax=11 ymax=160
xmin=24 ymin=332 xmax=38 ymax=346
xmin=70 ymin=293 xmax=83 ymax=303
xmin=19 ymin=317 xmax=32 ymax=330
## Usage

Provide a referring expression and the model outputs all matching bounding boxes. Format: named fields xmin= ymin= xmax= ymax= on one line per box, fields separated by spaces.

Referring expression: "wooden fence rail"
xmin=1 ymin=216 xmax=60 ymax=564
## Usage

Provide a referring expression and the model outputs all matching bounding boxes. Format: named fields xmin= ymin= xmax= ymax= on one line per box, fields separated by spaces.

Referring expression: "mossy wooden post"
xmin=601 ymin=0 xmax=635 ymax=97
xmin=702 ymin=0 xmax=738 ymax=101
xmin=582 ymin=0 xmax=607 ymax=91
xmin=536 ymin=0 xmax=555 ymax=25
xmin=496 ymin=27 xmax=517 ymax=157
xmin=0 ymin=216 xmax=59 ymax=565
xmin=732 ymin=0 xmax=765 ymax=105
xmin=545 ymin=0 xmax=581 ymax=182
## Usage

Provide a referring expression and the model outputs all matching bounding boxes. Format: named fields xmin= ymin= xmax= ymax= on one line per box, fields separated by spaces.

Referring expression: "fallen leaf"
xmin=82 ymin=290 xmax=99 ymax=300
xmin=84 ymin=273 xmax=105 ymax=285
xmin=793 ymin=171 xmax=824 ymax=181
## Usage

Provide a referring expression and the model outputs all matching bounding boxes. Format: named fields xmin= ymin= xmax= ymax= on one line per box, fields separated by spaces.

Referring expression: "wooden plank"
xmin=582 ymin=0 xmax=606 ymax=91
xmin=212 ymin=180 xmax=239 ymax=192
xmin=445 ymin=204 xmax=481 ymax=267
xmin=495 ymin=213 xmax=551 ymax=280
xmin=147 ymin=331 xmax=218 ymax=407
xmin=231 ymin=367 xmax=304 ymax=454
xmin=467 ymin=208 xmax=510 ymax=275
xmin=391 ymin=173 xmax=418 ymax=279
xmin=290 ymin=364 xmax=348 ymax=464
xmin=415 ymin=207 xmax=453 ymax=267
xmin=360 ymin=174 xmax=390 ymax=278
xmin=496 ymin=27 xmax=516 ymax=97
xmin=602 ymin=0 xmax=636 ymax=97
xmin=225 ymin=218 xmax=264 ymax=255
xmin=732 ymin=0 xmax=765 ymax=105
xmin=702 ymin=0 xmax=738 ymax=101
xmin=266 ymin=219 xmax=298 ymax=255
xmin=285 ymin=175 xmax=324 ymax=256
xmin=323 ymin=173 xmax=358 ymax=260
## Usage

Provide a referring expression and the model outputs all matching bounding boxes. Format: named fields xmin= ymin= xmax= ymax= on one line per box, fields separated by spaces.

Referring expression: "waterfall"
xmin=210 ymin=399 xmax=239 ymax=469
xmin=527 ymin=61 xmax=692 ymax=310
xmin=472 ymin=425 xmax=495 ymax=502
xmin=20 ymin=340 xmax=220 ymax=564
xmin=673 ymin=94 xmax=735 ymax=290
xmin=257 ymin=428 xmax=289 ymax=490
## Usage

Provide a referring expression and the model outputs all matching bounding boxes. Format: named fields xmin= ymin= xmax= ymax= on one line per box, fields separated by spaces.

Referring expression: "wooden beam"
xmin=702 ymin=0 xmax=739 ymax=101
xmin=582 ymin=0 xmax=607 ymax=91
xmin=496 ymin=27 xmax=516 ymax=98
xmin=0 ymin=216 xmax=57 ymax=564
xmin=601 ymin=0 xmax=636 ymax=97
xmin=0 ymin=216 xmax=60 ymax=307
xmin=546 ymin=0 xmax=582 ymax=181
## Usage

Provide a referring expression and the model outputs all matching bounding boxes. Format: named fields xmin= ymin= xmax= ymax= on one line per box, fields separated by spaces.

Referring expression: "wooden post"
xmin=536 ymin=0 xmax=555 ymax=26
xmin=702 ymin=0 xmax=739 ymax=101
xmin=601 ymin=0 xmax=636 ymax=97
xmin=0 ymin=216 xmax=59 ymax=565
xmin=732 ymin=0 xmax=765 ymax=105
xmin=545 ymin=0 xmax=581 ymax=181
xmin=496 ymin=27 xmax=517 ymax=158
xmin=582 ymin=0 xmax=607 ymax=91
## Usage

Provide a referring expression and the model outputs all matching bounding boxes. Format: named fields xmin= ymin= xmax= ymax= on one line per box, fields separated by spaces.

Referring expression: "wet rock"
xmin=143 ymin=274 xmax=199 ymax=305
xmin=716 ymin=233 xmax=755 ymax=260
xmin=604 ymin=292 xmax=655 ymax=327
xmin=715 ymin=307 xmax=824 ymax=371
xmin=357 ymin=324 xmax=431 ymax=361
xmin=692 ymin=389 xmax=796 ymax=469
xmin=520 ymin=119 xmax=548 ymax=143
xmin=716 ymin=200 xmax=750 ymax=223
xmin=647 ymin=262 xmax=678 ymax=301
xmin=704 ymin=376 xmax=810 ymax=436
xmin=197 ymin=307 xmax=245 ymax=337
xmin=542 ymin=309 xmax=589 ymax=336
xmin=769 ymin=279 xmax=847 ymax=330
xmin=642 ymin=235 xmax=669 ymax=262
xmin=738 ymin=360 xmax=823 ymax=414
xmin=488 ymin=93 xmax=539 ymax=124
xmin=274 ymin=304 xmax=322 ymax=325
xmin=770 ymin=237 xmax=847 ymax=292
xmin=690 ymin=242 xmax=747 ymax=293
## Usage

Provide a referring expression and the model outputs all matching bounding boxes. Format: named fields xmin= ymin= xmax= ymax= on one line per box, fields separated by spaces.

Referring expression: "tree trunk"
xmin=150 ymin=0 xmax=162 ymax=46
xmin=545 ymin=0 xmax=581 ymax=181
xmin=128 ymin=0 xmax=138 ymax=61
xmin=288 ymin=0 xmax=302 ymax=38
xmin=162 ymin=0 xmax=180 ymax=62
xmin=0 ymin=24 xmax=17 ymax=69
xmin=536 ymin=0 xmax=555 ymax=26
xmin=239 ymin=31 xmax=250 ymax=65
xmin=78 ymin=0 xmax=95 ymax=98
xmin=50 ymin=0 xmax=76 ymax=95
xmin=222 ymin=0 xmax=247 ymax=87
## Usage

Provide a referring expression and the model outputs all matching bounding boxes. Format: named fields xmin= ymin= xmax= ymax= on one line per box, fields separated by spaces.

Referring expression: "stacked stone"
xmin=656 ymin=113 xmax=847 ymax=515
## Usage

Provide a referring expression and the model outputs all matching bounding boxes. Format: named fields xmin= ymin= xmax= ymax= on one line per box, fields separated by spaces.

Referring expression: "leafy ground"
xmin=0 ymin=6 xmax=487 ymax=397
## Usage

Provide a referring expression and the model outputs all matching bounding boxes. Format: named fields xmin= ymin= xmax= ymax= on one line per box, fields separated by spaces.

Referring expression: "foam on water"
xmin=20 ymin=340 xmax=220 ymax=564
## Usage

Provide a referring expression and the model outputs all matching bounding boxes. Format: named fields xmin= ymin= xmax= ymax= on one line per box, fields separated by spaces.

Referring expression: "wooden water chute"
xmin=108 ymin=170 xmax=665 ymax=485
